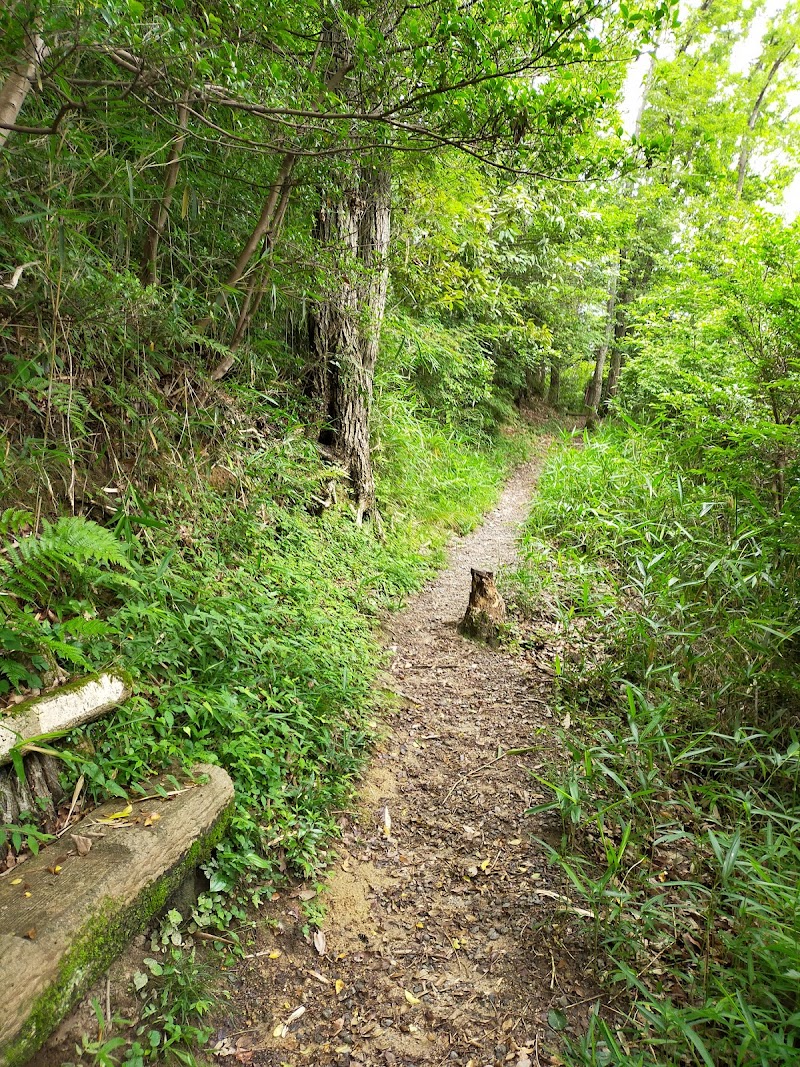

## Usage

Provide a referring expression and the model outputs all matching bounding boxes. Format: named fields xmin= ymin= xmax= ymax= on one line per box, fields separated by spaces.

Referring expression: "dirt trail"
xmin=219 ymin=440 xmax=597 ymax=1067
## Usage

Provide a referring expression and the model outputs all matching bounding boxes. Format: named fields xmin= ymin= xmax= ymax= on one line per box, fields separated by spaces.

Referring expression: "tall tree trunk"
xmin=140 ymin=98 xmax=189 ymax=286
xmin=600 ymin=281 xmax=634 ymax=410
xmin=585 ymin=268 xmax=618 ymax=411
xmin=547 ymin=359 xmax=561 ymax=407
xmin=736 ymin=45 xmax=794 ymax=199
xmin=525 ymin=359 xmax=547 ymax=399
xmin=0 ymin=28 xmax=48 ymax=148
xmin=309 ymin=165 xmax=391 ymax=523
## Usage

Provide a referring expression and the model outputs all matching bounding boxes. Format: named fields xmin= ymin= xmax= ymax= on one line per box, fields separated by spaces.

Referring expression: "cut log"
xmin=459 ymin=568 xmax=506 ymax=646
xmin=0 ymin=672 xmax=131 ymax=767
xmin=0 ymin=763 xmax=234 ymax=1067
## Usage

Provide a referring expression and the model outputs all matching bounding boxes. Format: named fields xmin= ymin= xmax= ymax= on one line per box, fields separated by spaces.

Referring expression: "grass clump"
xmin=511 ymin=420 xmax=800 ymax=1067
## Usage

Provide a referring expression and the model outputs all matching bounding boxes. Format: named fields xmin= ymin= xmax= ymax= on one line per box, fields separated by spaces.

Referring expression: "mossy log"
xmin=0 ymin=673 xmax=132 ymax=835
xmin=0 ymin=763 xmax=234 ymax=1067
xmin=0 ymin=672 xmax=131 ymax=767
xmin=458 ymin=568 xmax=506 ymax=646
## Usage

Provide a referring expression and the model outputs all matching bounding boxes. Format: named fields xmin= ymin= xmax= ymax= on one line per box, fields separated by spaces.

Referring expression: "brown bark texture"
xmin=309 ymin=165 xmax=391 ymax=522
xmin=525 ymin=360 xmax=547 ymax=400
xmin=585 ymin=269 xmax=618 ymax=410
xmin=459 ymin=568 xmax=507 ymax=645
xmin=0 ymin=753 xmax=63 ymax=829
xmin=601 ymin=258 xmax=636 ymax=409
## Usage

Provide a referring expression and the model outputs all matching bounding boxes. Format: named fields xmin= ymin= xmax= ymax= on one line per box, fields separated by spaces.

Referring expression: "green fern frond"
xmin=1 ymin=515 xmax=129 ymax=608
xmin=0 ymin=659 xmax=32 ymax=687
xmin=0 ymin=509 xmax=35 ymax=538
xmin=45 ymin=517 xmax=129 ymax=567
xmin=36 ymin=638 xmax=90 ymax=666
xmin=58 ymin=617 xmax=110 ymax=639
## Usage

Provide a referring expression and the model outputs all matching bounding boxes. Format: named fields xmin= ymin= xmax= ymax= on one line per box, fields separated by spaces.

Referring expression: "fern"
xmin=0 ymin=508 xmax=35 ymax=538
xmin=0 ymin=513 xmax=129 ymax=693
xmin=1 ymin=514 xmax=129 ymax=606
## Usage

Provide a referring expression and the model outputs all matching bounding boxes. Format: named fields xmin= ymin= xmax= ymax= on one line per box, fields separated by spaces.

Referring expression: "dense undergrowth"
xmin=1 ymin=315 xmax=528 ymax=907
xmin=513 ymin=422 xmax=800 ymax=1067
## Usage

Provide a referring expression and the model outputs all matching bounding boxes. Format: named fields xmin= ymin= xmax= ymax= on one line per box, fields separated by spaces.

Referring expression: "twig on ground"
xmin=132 ymin=785 xmax=195 ymax=803
xmin=56 ymin=774 xmax=85 ymax=837
xmin=194 ymin=930 xmax=239 ymax=947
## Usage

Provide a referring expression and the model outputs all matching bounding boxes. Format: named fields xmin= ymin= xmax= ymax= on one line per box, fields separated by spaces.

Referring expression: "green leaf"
xmin=547 ymin=1009 xmax=568 ymax=1032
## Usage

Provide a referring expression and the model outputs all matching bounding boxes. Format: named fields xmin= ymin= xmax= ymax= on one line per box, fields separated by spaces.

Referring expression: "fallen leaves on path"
xmin=210 ymin=449 xmax=604 ymax=1066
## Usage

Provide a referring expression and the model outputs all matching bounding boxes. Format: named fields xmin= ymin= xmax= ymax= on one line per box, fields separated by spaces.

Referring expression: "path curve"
xmin=217 ymin=442 xmax=599 ymax=1067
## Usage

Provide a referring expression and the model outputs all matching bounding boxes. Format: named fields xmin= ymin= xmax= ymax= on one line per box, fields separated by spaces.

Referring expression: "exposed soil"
xmin=209 ymin=432 xmax=599 ymax=1067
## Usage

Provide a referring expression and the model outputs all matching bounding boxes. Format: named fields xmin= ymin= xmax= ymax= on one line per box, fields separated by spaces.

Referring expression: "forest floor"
xmin=212 ymin=426 xmax=600 ymax=1067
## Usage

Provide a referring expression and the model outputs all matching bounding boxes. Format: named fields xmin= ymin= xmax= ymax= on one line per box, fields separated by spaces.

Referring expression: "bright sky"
xmin=620 ymin=0 xmax=799 ymax=220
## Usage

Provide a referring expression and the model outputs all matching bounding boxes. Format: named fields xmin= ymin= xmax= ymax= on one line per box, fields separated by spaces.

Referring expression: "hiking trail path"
xmin=218 ymin=437 xmax=597 ymax=1067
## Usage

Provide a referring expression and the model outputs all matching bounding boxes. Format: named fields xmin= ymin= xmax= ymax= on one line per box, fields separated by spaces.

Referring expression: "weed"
xmin=513 ymin=422 xmax=800 ymax=1066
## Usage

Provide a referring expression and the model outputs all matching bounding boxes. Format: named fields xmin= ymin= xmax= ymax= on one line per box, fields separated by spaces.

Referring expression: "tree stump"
xmin=459 ymin=568 xmax=506 ymax=646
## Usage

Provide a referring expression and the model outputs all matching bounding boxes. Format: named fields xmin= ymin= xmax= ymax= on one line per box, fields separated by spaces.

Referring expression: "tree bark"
xmin=140 ymin=97 xmax=189 ymax=286
xmin=601 ymin=280 xmax=634 ymax=409
xmin=585 ymin=268 xmax=618 ymax=411
xmin=459 ymin=568 xmax=506 ymax=646
xmin=525 ymin=360 xmax=547 ymax=399
xmin=736 ymin=45 xmax=794 ymax=199
xmin=547 ymin=359 xmax=561 ymax=407
xmin=308 ymin=165 xmax=391 ymax=523
xmin=0 ymin=28 xmax=48 ymax=149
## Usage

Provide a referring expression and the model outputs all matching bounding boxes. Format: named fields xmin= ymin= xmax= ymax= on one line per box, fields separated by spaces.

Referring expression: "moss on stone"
xmin=0 ymin=795 xmax=233 ymax=1067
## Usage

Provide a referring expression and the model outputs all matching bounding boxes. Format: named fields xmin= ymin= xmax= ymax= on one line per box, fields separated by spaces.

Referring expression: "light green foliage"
xmin=64 ymin=951 xmax=214 ymax=1067
xmin=380 ymin=312 xmax=496 ymax=431
xmin=391 ymin=155 xmax=613 ymax=408
xmin=622 ymin=211 xmax=800 ymax=506
xmin=514 ymin=422 xmax=800 ymax=1066
xmin=0 ymin=510 xmax=128 ymax=693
